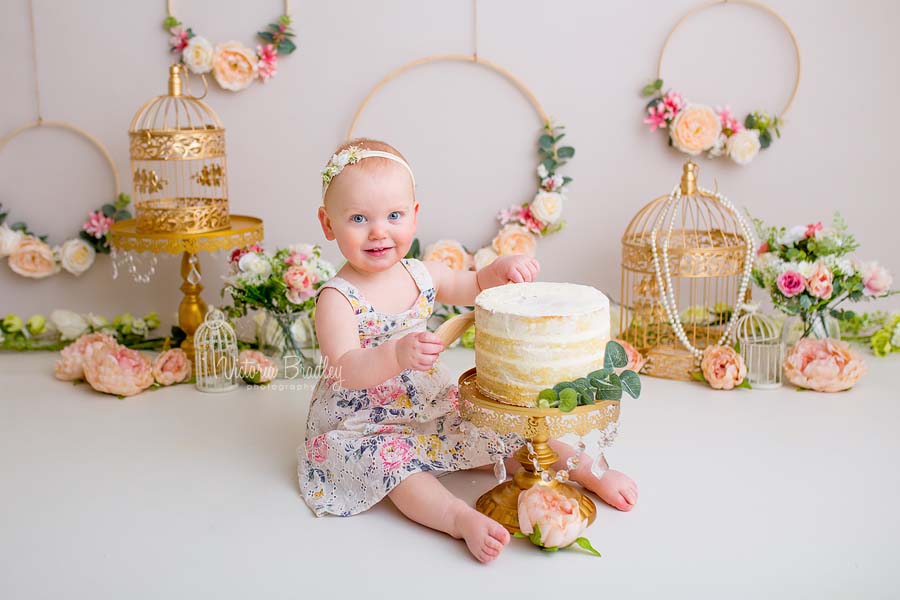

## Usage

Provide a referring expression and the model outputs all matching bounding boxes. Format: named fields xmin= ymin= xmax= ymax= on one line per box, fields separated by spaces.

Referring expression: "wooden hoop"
xmin=167 ymin=0 xmax=290 ymax=19
xmin=347 ymin=54 xmax=550 ymax=141
xmin=657 ymin=0 xmax=801 ymax=117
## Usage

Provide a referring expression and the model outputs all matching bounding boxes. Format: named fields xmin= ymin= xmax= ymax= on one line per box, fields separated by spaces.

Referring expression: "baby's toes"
xmin=488 ymin=522 xmax=510 ymax=546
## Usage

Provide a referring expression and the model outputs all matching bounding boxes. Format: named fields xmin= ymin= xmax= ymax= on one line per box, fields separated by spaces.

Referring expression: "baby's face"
xmin=318 ymin=162 xmax=418 ymax=274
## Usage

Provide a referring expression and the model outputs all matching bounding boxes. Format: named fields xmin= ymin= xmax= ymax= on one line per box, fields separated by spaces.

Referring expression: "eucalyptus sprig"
xmin=537 ymin=340 xmax=641 ymax=411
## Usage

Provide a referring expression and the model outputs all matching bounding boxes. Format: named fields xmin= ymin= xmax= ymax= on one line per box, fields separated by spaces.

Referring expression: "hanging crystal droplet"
xmin=566 ymin=456 xmax=580 ymax=471
xmin=111 ymin=248 xmax=119 ymax=279
xmin=555 ymin=470 xmax=570 ymax=482
xmin=540 ymin=470 xmax=552 ymax=483
xmin=187 ymin=256 xmax=202 ymax=285
xmin=590 ymin=453 xmax=608 ymax=480
xmin=493 ymin=460 xmax=507 ymax=483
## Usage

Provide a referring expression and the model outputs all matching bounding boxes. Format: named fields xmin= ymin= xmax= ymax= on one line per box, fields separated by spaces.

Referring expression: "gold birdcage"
xmin=619 ymin=161 xmax=755 ymax=380
xmin=128 ymin=63 xmax=230 ymax=234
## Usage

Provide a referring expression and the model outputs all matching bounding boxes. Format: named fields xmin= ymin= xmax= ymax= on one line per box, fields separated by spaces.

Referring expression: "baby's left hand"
xmin=479 ymin=255 xmax=540 ymax=289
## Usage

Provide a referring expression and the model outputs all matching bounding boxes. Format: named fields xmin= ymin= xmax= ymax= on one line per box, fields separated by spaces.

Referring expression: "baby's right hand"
xmin=394 ymin=331 xmax=445 ymax=371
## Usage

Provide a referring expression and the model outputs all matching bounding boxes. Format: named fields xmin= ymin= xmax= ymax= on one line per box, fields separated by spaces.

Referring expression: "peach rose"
xmin=784 ymin=338 xmax=867 ymax=392
xmin=473 ymin=246 xmax=499 ymax=271
xmin=54 ymin=332 xmax=121 ymax=381
xmin=423 ymin=239 xmax=473 ymax=271
xmin=238 ymin=349 xmax=277 ymax=384
xmin=806 ymin=262 xmax=834 ymax=300
xmin=518 ymin=484 xmax=587 ymax=548
xmin=700 ymin=345 xmax=747 ymax=390
xmin=860 ymin=261 xmax=892 ymax=297
xmin=8 ymin=236 xmax=59 ymax=278
xmin=670 ymin=104 xmax=722 ymax=155
xmin=611 ymin=338 xmax=646 ymax=374
xmin=212 ymin=41 xmax=258 ymax=91
xmin=492 ymin=224 xmax=537 ymax=257
xmin=152 ymin=348 xmax=192 ymax=386
xmin=83 ymin=345 xmax=154 ymax=397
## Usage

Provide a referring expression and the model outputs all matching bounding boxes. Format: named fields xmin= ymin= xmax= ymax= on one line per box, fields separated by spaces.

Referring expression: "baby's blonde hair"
xmin=322 ymin=138 xmax=415 ymax=205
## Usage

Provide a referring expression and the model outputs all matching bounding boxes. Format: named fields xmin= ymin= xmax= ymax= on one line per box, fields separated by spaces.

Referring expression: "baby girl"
xmin=298 ymin=139 xmax=638 ymax=563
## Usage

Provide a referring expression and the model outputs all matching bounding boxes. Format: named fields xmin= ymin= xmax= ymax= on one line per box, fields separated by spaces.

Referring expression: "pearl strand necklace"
xmin=649 ymin=185 xmax=755 ymax=359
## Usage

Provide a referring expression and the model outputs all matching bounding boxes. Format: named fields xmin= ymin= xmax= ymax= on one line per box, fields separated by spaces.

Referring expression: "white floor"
xmin=1 ymin=347 xmax=898 ymax=599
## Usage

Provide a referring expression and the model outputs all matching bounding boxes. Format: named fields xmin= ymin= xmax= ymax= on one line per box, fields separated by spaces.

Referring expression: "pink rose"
xmin=611 ymin=338 xmax=645 ymax=374
xmin=285 ymin=264 xmax=316 ymax=290
xmin=379 ymin=438 xmax=414 ymax=471
xmin=860 ymin=261 xmax=893 ymax=297
xmin=83 ymin=346 xmax=154 ymax=397
xmin=54 ymin=332 xmax=121 ymax=381
xmin=517 ymin=484 xmax=588 ymax=548
xmin=152 ymin=348 xmax=192 ymax=386
xmin=8 ymin=236 xmax=59 ymax=278
xmin=238 ymin=350 xmax=277 ymax=384
xmin=700 ymin=345 xmax=747 ymax=390
xmin=784 ymin=338 xmax=866 ymax=392
xmin=806 ymin=263 xmax=834 ymax=300
xmin=306 ymin=434 xmax=328 ymax=464
xmin=776 ymin=270 xmax=806 ymax=298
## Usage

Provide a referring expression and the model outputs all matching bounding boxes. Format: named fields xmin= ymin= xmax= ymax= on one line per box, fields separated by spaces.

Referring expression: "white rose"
xmin=183 ymin=36 xmax=214 ymax=74
xmin=50 ymin=309 xmax=89 ymax=341
xmin=530 ymin=191 xmax=564 ymax=226
xmin=0 ymin=223 xmax=24 ymax=257
xmin=238 ymin=253 xmax=272 ymax=280
xmin=726 ymin=129 xmax=761 ymax=165
xmin=291 ymin=314 xmax=313 ymax=348
xmin=536 ymin=163 xmax=549 ymax=179
xmin=59 ymin=238 xmax=96 ymax=276
xmin=473 ymin=247 xmax=499 ymax=271
xmin=780 ymin=225 xmax=807 ymax=246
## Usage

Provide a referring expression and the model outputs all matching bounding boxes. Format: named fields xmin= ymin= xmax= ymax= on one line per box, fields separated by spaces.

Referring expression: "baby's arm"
xmin=315 ymin=288 xmax=444 ymax=390
xmin=426 ymin=255 xmax=540 ymax=306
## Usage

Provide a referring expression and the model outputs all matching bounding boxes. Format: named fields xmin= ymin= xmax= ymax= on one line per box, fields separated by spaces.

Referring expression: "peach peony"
xmin=423 ymin=239 xmax=473 ymax=271
xmin=670 ymin=104 xmax=722 ymax=155
xmin=152 ymin=348 xmax=192 ymax=386
xmin=518 ymin=484 xmax=587 ymax=548
xmin=238 ymin=349 xmax=278 ymax=384
xmin=212 ymin=41 xmax=258 ymax=91
xmin=700 ymin=345 xmax=747 ymax=390
xmin=54 ymin=332 xmax=121 ymax=381
xmin=611 ymin=338 xmax=646 ymax=374
xmin=8 ymin=236 xmax=59 ymax=278
xmin=83 ymin=346 xmax=154 ymax=397
xmin=784 ymin=338 xmax=866 ymax=392
xmin=806 ymin=262 xmax=834 ymax=300
xmin=492 ymin=224 xmax=537 ymax=257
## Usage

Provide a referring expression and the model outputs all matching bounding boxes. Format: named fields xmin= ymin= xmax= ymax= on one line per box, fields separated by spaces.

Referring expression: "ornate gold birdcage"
xmin=619 ymin=161 xmax=755 ymax=380
xmin=128 ymin=63 xmax=230 ymax=234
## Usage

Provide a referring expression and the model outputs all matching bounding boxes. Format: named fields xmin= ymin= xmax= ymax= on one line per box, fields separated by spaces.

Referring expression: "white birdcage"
xmin=735 ymin=304 xmax=784 ymax=390
xmin=194 ymin=307 xmax=239 ymax=393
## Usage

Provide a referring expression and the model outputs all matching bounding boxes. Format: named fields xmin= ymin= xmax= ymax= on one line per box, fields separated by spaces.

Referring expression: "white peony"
xmin=0 ymin=223 xmax=24 ymax=257
xmin=726 ymin=129 xmax=761 ymax=165
xmin=238 ymin=252 xmax=272 ymax=280
xmin=530 ymin=191 xmax=564 ymax=226
xmin=58 ymin=238 xmax=96 ymax=276
xmin=183 ymin=36 xmax=214 ymax=74
xmin=473 ymin=246 xmax=499 ymax=271
xmin=780 ymin=225 xmax=807 ymax=246
xmin=537 ymin=163 xmax=549 ymax=179
xmin=50 ymin=309 xmax=89 ymax=341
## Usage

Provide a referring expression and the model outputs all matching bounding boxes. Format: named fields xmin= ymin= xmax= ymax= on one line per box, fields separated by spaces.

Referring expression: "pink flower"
xmin=83 ymin=346 xmax=154 ymax=397
xmin=700 ymin=345 xmax=747 ymax=390
xmin=152 ymin=348 xmax=192 ymax=386
xmin=776 ymin=270 xmax=806 ymax=297
xmin=806 ymin=262 xmax=834 ymax=300
xmin=662 ymin=91 xmax=685 ymax=116
xmin=517 ymin=484 xmax=587 ymax=548
xmin=448 ymin=386 xmax=459 ymax=411
xmin=256 ymin=44 xmax=278 ymax=82
xmin=860 ymin=261 xmax=893 ymax=297
xmin=238 ymin=350 xmax=278 ymax=384
xmin=229 ymin=243 xmax=263 ymax=265
xmin=169 ymin=27 xmax=190 ymax=52
xmin=757 ymin=241 xmax=770 ymax=255
xmin=784 ymin=338 xmax=867 ymax=392
xmin=715 ymin=105 xmax=743 ymax=134
xmin=54 ymin=332 xmax=121 ymax=381
xmin=306 ymin=434 xmax=328 ymax=463
xmin=643 ymin=103 xmax=669 ymax=132
xmin=519 ymin=206 xmax=545 ymax=235
xmin=379 ymin=438 xmax=414 ymax=471
xmin=83 ymin=211 xmax=114 ymax=239
xmin=285 ymin=264 xmax=316 ymax=291
xmin=497 ymin=205 xmax=525 ymax=226
xmin=805 ymin=222 xmax=824 ymax=239
xmin=611 ymin=338 xmax=646 ymax=374
xmin=369 ymin=381 xmax=405 ymax=407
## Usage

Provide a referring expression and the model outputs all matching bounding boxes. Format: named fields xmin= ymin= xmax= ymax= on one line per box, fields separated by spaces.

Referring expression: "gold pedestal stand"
xmin=457 ymin=367 xmax=620 ymax=533
xmin=108 ymin=215 xmax=264 ymax=363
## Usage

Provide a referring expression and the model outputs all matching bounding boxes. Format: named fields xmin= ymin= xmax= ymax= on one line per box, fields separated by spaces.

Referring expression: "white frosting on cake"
xmin=475 ymin=281 xmax=609 ymax=317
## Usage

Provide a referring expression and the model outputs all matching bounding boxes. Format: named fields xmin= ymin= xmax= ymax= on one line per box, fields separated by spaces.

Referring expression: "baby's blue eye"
xmin=350 ymin=214 xmax=366 ymax=223
xmin=388 ymin=211 xmax=402 ymax=221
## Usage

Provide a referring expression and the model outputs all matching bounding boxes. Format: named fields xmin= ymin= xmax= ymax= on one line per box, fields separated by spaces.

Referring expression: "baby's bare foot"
xmin=584 ymin=469 xmax=639 ymax=512
xmin=453 ymin=504 xmax=510 ymax=563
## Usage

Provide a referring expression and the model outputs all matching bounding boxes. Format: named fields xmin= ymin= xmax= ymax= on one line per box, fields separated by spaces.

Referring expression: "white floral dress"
xmin=297 ymin=258 xmax=524 ymax=517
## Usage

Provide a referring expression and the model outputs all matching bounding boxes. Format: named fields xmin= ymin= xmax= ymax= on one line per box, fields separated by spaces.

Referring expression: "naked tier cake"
xmin=474 ymin=282 xmax=610 ymax=407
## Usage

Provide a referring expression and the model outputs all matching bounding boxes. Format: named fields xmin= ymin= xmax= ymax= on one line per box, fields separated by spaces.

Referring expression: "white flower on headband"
xmin=321 ymin=145 xmax=363 ymax=186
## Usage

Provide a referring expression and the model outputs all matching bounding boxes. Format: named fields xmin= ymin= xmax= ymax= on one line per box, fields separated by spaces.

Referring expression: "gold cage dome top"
xmin=129 ymin=63 xmax=224 ymax=133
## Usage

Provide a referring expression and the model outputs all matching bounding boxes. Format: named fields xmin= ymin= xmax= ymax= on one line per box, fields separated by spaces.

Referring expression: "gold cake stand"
xmin=108 ymin=215 xmax=264 ymax=363
xmin=457 ymin=367 xmax=620 ymax=533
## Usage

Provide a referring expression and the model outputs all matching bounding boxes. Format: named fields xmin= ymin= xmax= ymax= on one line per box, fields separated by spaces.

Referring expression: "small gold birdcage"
xmin=194 ymin=307 xmax=239 ymax=393
xmin=619 ymin=161 xmax=755 ymax=380
xmin=128 ymin=64 xmax=230 ymax=234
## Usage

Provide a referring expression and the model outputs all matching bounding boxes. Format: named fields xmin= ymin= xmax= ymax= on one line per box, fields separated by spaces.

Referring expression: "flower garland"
xmin=163 ymin=3 xmax=296 ymax=92
xmin=640 ymin=79 xmax=782 ymax=165
xmin=0 ymin=194 xmax=131 ymax=279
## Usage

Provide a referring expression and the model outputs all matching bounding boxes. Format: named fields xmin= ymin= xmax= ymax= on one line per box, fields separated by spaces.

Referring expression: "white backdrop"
xmin=1 ymin=0 xmax=898 ymax=328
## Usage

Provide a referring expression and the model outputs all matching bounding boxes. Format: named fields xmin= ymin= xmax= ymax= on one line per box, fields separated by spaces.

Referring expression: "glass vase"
xmin=780 ymin=311 xmax=841 ymax=348
xmin=261 ymin=310 xmax=319 ymax=378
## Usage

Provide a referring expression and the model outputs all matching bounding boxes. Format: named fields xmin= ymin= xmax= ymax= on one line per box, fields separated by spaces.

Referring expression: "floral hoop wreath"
xmin=346 ymin=54 xmax=573 ymax=272
xmin=163 ymin=0 xmax=297 ymax=92
xmin=641 ymin=0 xmax=801 ymax=165
xmin=0 ymin=119 xmax=131 ymax=279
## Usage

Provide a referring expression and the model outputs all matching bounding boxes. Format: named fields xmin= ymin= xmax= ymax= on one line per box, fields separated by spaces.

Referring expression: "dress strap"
xmin=314 ymin=277 xmax=371 ymax=315
xmin=401 ymin=258 xmax=435 ymax=294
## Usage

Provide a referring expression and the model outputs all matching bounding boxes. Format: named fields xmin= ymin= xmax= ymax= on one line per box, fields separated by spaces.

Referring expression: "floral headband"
xmin=320 ymin=146 xmax=416 ymax=197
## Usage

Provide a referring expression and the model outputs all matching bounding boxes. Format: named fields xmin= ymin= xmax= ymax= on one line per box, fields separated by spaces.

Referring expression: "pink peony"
xmin=54 ymin=332 xmax=121 ymax=381
xmin=805 ymin=222 xmax=823 ymax=239
xmin=306 ymin=434 xmax=328 ymax=464
xmin=776 ymin=270 xmax=806 ymax=298
xmin=715 ymin=105 xmax=743 ymax=134
xmin=643 ymin=103 xmax=669 ymax=131
xmin=517 ymin=484 xmax=588 ymax=548
xmin=238 ymin=350 xmax=278 ymax=384
xmin=860 ymin=261 xmax=893 ymax=297
xmin=256 ymin=44 xmax=278 ymax=81
xmin=379 ymin=438 xmax=414 ymax=471
xmin=152 ymin=348 xmax=192 ymax=386
xmin=784 ymin=338 xmax=866 ymax=392
xmin=83 ymin=346 xmax=154 ymax=397
xmin=700 ymin=345 xmax=747 ymax=390
xmin=83 ymin=211 xmax=114 ymax=239
xmin=611 ymin=338 xmax=646 ymax=374
xmin=806 ymin=262 xmax=834 ymax=300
